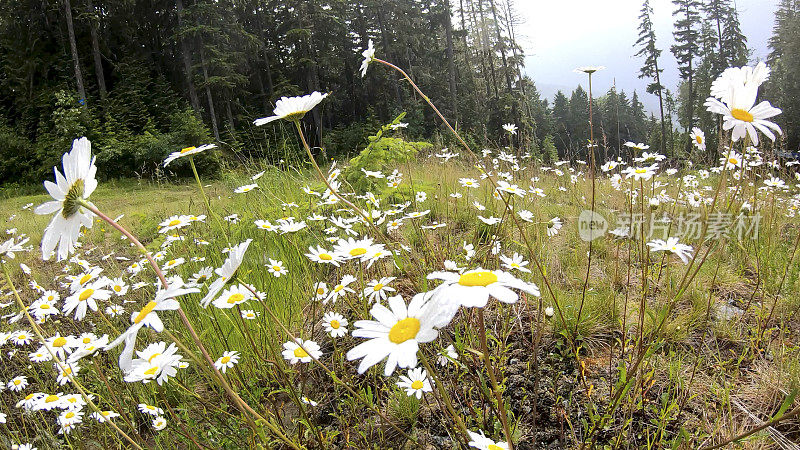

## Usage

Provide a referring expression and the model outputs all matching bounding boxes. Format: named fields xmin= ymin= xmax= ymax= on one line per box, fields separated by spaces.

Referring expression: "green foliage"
xmin=343 ymin=114 xmax=432 ymax=192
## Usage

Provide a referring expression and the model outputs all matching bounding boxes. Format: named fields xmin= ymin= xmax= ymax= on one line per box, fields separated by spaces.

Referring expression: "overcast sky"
xmin=514 ymin=0 xmax=777 ymax=112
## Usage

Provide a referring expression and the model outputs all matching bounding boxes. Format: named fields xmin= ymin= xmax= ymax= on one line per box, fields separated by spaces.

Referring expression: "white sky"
xmin=515 ymin=0 xmax=777 ymax=112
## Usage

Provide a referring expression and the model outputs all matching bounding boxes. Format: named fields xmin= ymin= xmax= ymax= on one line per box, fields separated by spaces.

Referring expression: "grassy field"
xmin=1 ymin=145 xmax=800 ymax=449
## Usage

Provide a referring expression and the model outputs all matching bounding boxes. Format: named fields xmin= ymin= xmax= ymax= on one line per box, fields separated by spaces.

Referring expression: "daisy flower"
xmin=690 ymin=127 xmax=706 ymax=151
xmin=704 ymin=63 xmax=781 ymax=145
xmin=359 ymin=39 xmax=375 ymax=77
xmin=34 ymin=137 xmax=97 ymax=261
xmin=11 ymin=330 xmax=33 ymax=346
xmin=427 ymin=268 xmax=540 ymax=308
xmin=106 ymin=277 xmax=199 ymax=371
xmin=362 ymin=277 xmax=396 ymax=303
xmin=346 ymin=293 xmax=440 ymax=376
xmin=163 ymin=144 xmax=216 ymax=167
xmin=546 ymin=217 xmax=563 ymax=237
xmin=234 ymin=184 xmax=259 ymax=194
xmin=200 ymin=239 xmax=252 ymax=308
xmin=240 ymin=309 xmax=259 ymax=320
xmin=282 ymin=338 xmax=322 ymax=364
xmin=467 ymin=430 xmax=509 ymax=449
xmin=91 ymin=410 xmax=120 ymax=423
xmin=214 ymin=351 xmax=240 ymax=373
xmin=253 ymin=92 xmax=329 ymax=125
xmin=500 ymin=253 xmax=531 ymax=273
xmin=138 ymin=403 xmax=164 ymax=416
xmin=502 ymin=123 xmax=517 ymax=135
xmin=396 ymin=367 xmax=433 ymax=399
xmin=266 ymin=259 xmax=288 ymax=277
xmin=152 ymin=416 xmax=167 ymax=431
xmin=333 ymin=237 xmax=381 ymax=262
xmin=622 ymin=164 xmax=658 ymax=181
xmin=312 ymin=282 xmax=328 ymax=301
xmin=161 ymin=257 xmax=185 ymax=271
xmin=109 ymin=277 xmax=129 ymax=296
xmin=124 ymin=342 xmax=183 ymax=385
xmin=158 ymin=215 xmax=192 ymax=233
xmin=647 ymin=237 xmax=693 ymax=264
xmin=325 ymin=274 xmax=356 ymax=304
xmin=105 ymin=304 xmax=124 ymax=317
xmin=7 ymin=376 xmax=28 ymax=391
xmin=63 ymin=280 xmax=111 ymax=320
xmin=322 ymin=312 xmax=348 ymax=338
xmin=188 ymin=267 xmax=213 ymax=285
xmin=211 ymin=285 xmax=253 ymax=309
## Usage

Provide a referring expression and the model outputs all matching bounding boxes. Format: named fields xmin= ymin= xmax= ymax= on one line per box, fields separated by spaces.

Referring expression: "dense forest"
xmin=0 ymin=0 xmax=798 ymax=184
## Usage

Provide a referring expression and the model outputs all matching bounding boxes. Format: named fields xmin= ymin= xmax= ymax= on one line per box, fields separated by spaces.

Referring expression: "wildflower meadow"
xmin=1 ymin=1 xmax=800 ymax=449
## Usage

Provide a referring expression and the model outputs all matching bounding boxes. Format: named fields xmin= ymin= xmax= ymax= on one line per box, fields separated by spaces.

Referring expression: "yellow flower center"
xmin=334 ymin=285 xmax=344 ymax=292
xmin=144 ymin=366 xmax=159 ymax=375
xmin=349 ymin=248 xmax=367 ymax=256
xmin=319 ymin=253 xmax=333 ymax=260
xmin=635 ymin=168 xmax=647 ymax=174
xmin=180 ymin=146 xmax=196 ymax=154
xmin=17 ymin=334 xmax=26 ymax=340
xmin=731 ymin=108 xmax=754 ymax=122
xmin=13 ymin=379 xmax=21 ymax=385
xmin=168 ymin=219 xmax=181 ymax=226
xmin=62 ymin=368 xmax=72 ymax=375
xmin=40 ymin=304 xmax=51 ymax=309
xmin=220 ymin=356 xmax=231 ymax=364
xmin=293 ymin=347 xmax=309 ymax=358
xmin=729 ymin=158 xmax=739 ymax=165
xmin=79 ymin=289 xmax=94 ymax=301
xmin=458 ymin=271 xmax=498 ymax=287
xmin=388 ymin=317 xmax=421 ymax=344
xmin=696 ymin=136 xmax=703 ymax=144
xmin=53 ymin=337 xmax=67 ymax=347
xmin=272 ymin=265 xmax=281 ymax=272
xmin=411 ymin=380 xmax=423 ymax=390
xmin=25 ymin=393 xmax=34 ymax=400
xmin=79 ymin=274 xmax=92 ymax=284
xmin=227 ymin=293 xmax=245 ymax=304
xmin=167 ymin=259 xmax=176 ymax=266
xmin=488 ymin=445 xmax=503 ymax=450
xmin=114 ymin=285 xmax=122 ymax=292
xmin=134 ymin=301 xmax=158 ymax=323
xmin=65 ymin=412 xmax=75 ymax=419
xmin=316 ymin=288 xmax=325 ymax=295
xmin=373 ymin=283 xmax=384 ymax=291
xmin=45 ymin=394 xmax=59 ymax=403
xmin=148 ymin=353 xmax=161 ymax=363
xmin=82 ymin=337 xmax=91 ymax=344
xmin=330 ymin=320 xmax=340 ymax=329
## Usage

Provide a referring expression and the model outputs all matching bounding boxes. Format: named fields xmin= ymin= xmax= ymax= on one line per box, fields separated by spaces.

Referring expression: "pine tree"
xmin=671 ymin=0 xmax=702 ymax=152
xmin=634 ymin=0 xmax=667 ymax=154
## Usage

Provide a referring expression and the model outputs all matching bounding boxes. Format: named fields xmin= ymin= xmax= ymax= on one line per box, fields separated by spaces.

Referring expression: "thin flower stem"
xmin=698 ymin=404 xmax=800 ymax=450
xmin=1 ymin=262 xmax=144 ymax=450
xmin=189 ymin=156 xmax=229 ymax=243
xmin=81 ymin=201 xmax=301 ymax=449
xmin=418 ymin=353 xmax=471 ymax=446
xmin=477 ymin=309 xmax=514 ymax=449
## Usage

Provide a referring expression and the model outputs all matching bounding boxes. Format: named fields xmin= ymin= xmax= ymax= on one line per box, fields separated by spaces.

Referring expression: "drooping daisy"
xmin=427 ymin=268 xmax=540 ymax=308
xmin=163 ymin=144 xmax=216 ymax=167
xmin=214 ymin=351 xmax=240 ymax=373
xmin=253 ymin=92 xmax=329 ymax=125
xmin=34 ymin=137 xmax=97 ymax=261
xmin=234 ymin=184 xmax=259 ymax=194
xmin=91 ymin=410 xmax=120 ymax=423
xmin=322 ymin=312 xmax=348 ymax=338
xmin=362 ymin=277 xmax=396 ymax=303
xmin=188 ymin=267 xmax=213 ymax=286
xmin=547 ymin=217 xmax=563 ymax=237
xmin=123 ymin=342 xmax=182 ymax=385
xmin=396 ymin=367 xmax=432 ymax=399
xmin=200 ymin=239 xmax=252 ymax=308
xmin=346 ymin=293 xmax=440 ymax=376
xmin=282 ymin=338 xmax=323 ymax=364
xmin=359 ymin=39 xmax=375 ymax=77
xmin=106 ymin=277 xmax=199 ymax=371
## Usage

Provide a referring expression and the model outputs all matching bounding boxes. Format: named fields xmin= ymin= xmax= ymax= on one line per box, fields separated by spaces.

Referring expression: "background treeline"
xmin=0 ymin=0 xmax=798 ymax=184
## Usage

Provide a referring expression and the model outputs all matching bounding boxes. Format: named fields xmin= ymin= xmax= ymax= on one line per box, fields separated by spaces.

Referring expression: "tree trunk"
xmin=443 ymin=0 xmax=458 ymax=122
xmin=477 ymin=0 xmax=499 ymax=100
xmin=86 ymin=0 xmax=106 ymax=100
xmin=199 ymin=46 xmax=220 ymax=141
xmin=176 ymin=0 xmax=200 ymax=112
xmin=489 ymin=0 xmax=513 ymax=95
xmin=64 ymin=0 xmax=86 ymax=102
xmin=654 ymin=59 xmax=667 ymax=156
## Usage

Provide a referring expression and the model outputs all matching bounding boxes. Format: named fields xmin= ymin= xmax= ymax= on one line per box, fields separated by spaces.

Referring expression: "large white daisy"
xmin=426 ymin=268 xmax=540 ymax=308
xmin=253 ymin=92 xmax=328 ymax=126
xmin=34 ymin=137 xmax=97 ymax=261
